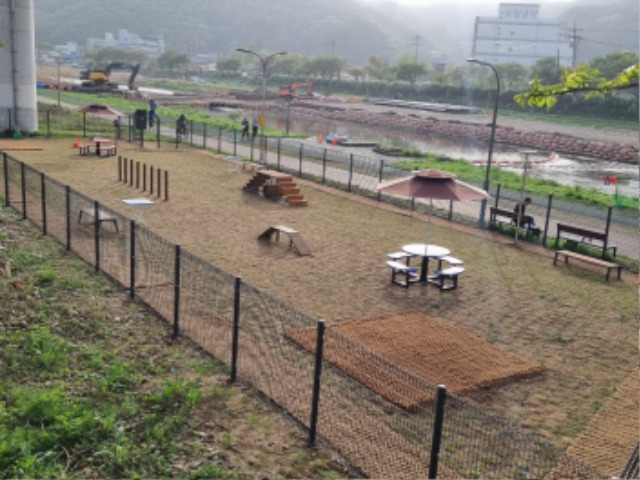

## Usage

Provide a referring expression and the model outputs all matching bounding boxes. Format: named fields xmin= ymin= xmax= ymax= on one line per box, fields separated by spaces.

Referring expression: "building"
xmin=471 ymin=3 xmax=574 ymax=67
xmin=86 ymin=29 xmax=165 ymax=58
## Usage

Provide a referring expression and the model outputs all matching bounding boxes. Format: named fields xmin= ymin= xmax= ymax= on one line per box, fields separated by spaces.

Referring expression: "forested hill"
xmin=33 ymin=0 xmax=407 ymax=64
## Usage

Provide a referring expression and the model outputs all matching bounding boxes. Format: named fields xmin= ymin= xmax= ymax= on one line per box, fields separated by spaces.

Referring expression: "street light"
xmin=467 ymin=57 xmax=500 ymax=226
xmin=236 ymin=48 xmax=287 ymax=164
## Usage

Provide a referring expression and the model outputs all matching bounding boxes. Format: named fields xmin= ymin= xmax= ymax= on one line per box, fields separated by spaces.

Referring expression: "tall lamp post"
xmin=236 ymin=48 xmax=287 ymax=164
xmin=467 ymin=58 xmax=500 ymax=226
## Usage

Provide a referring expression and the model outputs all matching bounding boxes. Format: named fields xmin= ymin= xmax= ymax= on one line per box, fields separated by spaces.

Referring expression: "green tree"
xmin=364 ymin=56 xmax=390 ymax=81
xmin=495 ymin=62 xmax=528 ymax=91
xmin=393 ymin=54 xmax=427 ymax=87
xmin=589 ymin=51 xmax=639 ymax=80
xmin=515 ymin=62 xmax=639 ymax=108
xmin=157 ymin=50 xmax=189 ymax=73
xmin=529 ymin=57 xmax=561 ymax=85
xmin=216 ymin=55 xmax=242 ymax=75
xmin=305 ymin=55 xmax=347 ymax=80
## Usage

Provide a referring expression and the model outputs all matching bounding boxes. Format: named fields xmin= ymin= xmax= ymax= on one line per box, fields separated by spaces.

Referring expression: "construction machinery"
xmin=277 ymin=81 xmax=314 ymax=101
xmin=78 ymin=62 xmax=141 ymax=92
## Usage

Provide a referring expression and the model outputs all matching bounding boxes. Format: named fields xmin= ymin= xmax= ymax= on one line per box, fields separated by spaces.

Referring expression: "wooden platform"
xmin=258 ymin=225 xmax=311 ymax=256
xmin=242 ymin=169 xmax=307 ymax=207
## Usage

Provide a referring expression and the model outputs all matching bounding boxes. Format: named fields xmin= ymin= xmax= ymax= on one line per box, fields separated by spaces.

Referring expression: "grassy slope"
xmin=0 ymin=205 xmax=346 ymax=479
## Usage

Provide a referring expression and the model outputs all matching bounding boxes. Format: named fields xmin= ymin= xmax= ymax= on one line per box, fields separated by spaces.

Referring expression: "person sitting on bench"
xmin=513 ymin=197 xmax=537 ymax=230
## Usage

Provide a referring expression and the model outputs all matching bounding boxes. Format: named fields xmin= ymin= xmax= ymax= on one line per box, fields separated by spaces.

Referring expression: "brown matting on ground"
xmin=287 ymin=311 xmax=543 ymax=410
xmin=0 ymin=139 xmax=44 ymax=151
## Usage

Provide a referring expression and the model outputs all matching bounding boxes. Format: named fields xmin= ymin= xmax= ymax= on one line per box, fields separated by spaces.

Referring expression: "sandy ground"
xmin=6 ymin=137 xmax=638 ymax=474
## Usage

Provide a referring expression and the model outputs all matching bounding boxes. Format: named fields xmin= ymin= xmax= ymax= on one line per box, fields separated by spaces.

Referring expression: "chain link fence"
xmin=2 ymin=150 xmax=612 ymax=479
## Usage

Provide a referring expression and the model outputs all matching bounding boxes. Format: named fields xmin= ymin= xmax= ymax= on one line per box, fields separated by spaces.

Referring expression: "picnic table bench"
xmin=489 ymin=206 xmax=541 ymax=236
xmin=78 ymin=142 xmax=117 ymax=157
xmin=78 ymin=208 xmax=119 ymax=232
xmin=554 ymin=223 xmax=616 ymax=258
xmin=553 ymin=249 xmax=622 ymax=281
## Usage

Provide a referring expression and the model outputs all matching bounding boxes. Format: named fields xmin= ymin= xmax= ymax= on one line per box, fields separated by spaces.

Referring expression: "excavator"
xmin=277 ymin=81 xmax=314 ymax=101
xmin=78 ymin=62 xmax=141 ymax=92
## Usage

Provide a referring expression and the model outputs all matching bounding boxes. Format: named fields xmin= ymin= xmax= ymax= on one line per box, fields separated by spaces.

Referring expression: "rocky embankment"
xmin=204 ymin=95 xmax=638 ymax=164
xmin=285 ymin=103 xmax=639 ymax=164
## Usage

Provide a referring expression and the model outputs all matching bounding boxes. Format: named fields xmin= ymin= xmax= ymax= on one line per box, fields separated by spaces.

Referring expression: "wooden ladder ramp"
xmin=258 ymin=225 xmax=312 ymax=256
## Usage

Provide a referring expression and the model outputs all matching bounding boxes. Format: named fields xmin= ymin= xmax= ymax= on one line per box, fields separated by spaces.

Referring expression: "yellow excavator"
xmin=78 ymin=62 xmax=140 ymax=92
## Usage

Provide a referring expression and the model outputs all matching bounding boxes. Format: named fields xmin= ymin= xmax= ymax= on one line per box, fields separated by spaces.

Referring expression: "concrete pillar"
xmin=0 ymin=0 xmax=37 ymax=133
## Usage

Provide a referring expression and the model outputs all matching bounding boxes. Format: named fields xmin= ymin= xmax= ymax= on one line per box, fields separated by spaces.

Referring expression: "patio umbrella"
xmin=377 ymin=168 xmax=489 ymax=246
xmin=79 ymin=103 xmax=123 ymax=116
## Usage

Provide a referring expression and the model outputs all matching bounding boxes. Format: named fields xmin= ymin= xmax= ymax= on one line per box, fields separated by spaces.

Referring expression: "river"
xmin=210 ymin=106 xmax=639 ymax=197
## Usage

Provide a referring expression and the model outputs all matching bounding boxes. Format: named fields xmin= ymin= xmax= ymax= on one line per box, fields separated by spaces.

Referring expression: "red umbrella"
xmin=377 ymin=168 xmax=489 ymax=244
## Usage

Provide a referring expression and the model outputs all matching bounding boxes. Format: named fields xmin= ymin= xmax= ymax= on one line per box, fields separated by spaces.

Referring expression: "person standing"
xmin=251 ymin=118 xmax=259 ymax=140
xmin=240 ymin=117 xmax=249 ymax=140
xmin=513 ymin=197 xmax=535 ymax=229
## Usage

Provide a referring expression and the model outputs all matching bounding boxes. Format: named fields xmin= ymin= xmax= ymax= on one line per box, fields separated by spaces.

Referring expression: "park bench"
xmin=433 ymin=266 xmax=466 ymax=291
xmin=553 ymin=249 xmax=622 ymax=281
xmin=554 ymin=223 xmax=616 ymax=258
xmin=78 ymin=208 xmax=119 ymax=232
xmin=78 ymin=143 xmax=92 ymax=156
xmin=489 ymin=206 xmax=541 ymax=237
xmin=386 ymin=260 xmax=420 ymax=288
xmin=98 ymin=144 xmax=117 ymax=157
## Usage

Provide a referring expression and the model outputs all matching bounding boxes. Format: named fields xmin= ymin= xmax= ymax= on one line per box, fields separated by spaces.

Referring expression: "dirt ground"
xmin=6 ymin=137 xmax=638 ymax=474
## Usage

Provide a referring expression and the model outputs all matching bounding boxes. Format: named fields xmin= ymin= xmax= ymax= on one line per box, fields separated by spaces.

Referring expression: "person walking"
xmin=251 ymin=118 xmax=259 ymax=141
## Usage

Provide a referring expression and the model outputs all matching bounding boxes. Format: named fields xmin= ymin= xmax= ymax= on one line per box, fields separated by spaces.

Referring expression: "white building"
xmin=471 ymin=3 xmax=574 ymax=67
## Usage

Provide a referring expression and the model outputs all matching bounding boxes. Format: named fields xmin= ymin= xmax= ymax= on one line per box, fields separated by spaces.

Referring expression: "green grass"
xmin=0 ymin=205 xmax=343 ymax=479
xmin=393 ymin=154 xmax=638 ymax=211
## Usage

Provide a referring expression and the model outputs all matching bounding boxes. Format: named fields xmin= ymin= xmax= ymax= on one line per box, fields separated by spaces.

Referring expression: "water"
xmin=209 ymin=107 xmax=639 ymax=197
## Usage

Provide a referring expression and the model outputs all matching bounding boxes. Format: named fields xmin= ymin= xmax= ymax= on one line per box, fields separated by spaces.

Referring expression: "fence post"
xmin=173 ymin=244 xmax=181 ymax=338
xmin=298 ymin=144 xmax=303 ymax=178
xmin=189 ymin=120 xmax=193 ymax=145
xmin=20 ymin=161 xmax=26 ymax=220
xmin=150 ymin=166 xmax=154 ymax=195
xmin=82 ymin=112 xmax=86 ymax=138
xmin=135 ymin=161 xmax=140 ymax=189
xmin=46 ymin=110 xmax=51 ymax=138
xmin=233 ymin=130 xmax=237 ymax=156
xmin=41 ymin=173 xmax=47 ymax=236
xmin=129 ymin=220 xmax=136 ymax=299
xmin=93 ymin=201 xmax=100 ymax=272
xmin=230 ymin=276 xmax=241 ymax=382
xmin=308 ymin=319 xmax=326 ymax=447
xmin=322 ymin=149 xmax=327 ymax=184
xmin=129 ymin=159 xmax=134 ymax=187
xmin=277 ymin=138 xmax=281 ymax=171
xmin=250 ymin=138 xmax=255 ymax=162
xmin=217 ymin=126 xmax=222 ymax=154
xmin=448 ymin=200 xmax=453 ymax=220
xmin=143 ymin=163 xmax=147 ymax=192
xmin=65 ymin=185 xmax=71 ymax=251
xmin=203 ymin=123 xmax=207 ymax=149
xmin=603 ymin=206 xmax=613 ymax=258
xmin=3 ymin=153 xmax=8 ymax=206
xmin=348 ymin=154 xmax=354 ymax=193
xmin=543 ymin=194 xmax=553 ymax=247
xmin=156 ymin=118 xmax=161 ymax=149
xmin=377 ymin=159 xmax=384 ymax=201
xmin=428 ymin=384 xmax=447 ymax=479
xmin=157 ymin=168 xmax=161 ymax=199
xmin=494 ymin=183 xmax=501 ymax=208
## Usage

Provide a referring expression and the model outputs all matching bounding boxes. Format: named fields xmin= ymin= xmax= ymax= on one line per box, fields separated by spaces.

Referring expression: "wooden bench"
xmin=78 ymin=143 xmax=92 ymax=156
xmin=489 ymin=206 xmax=541 ymax=237
xmin=433 ymin=266 xmax=466 ymax=291
xmin=554 ymin=223 xmax=616 ymax=258
xmin=98 ymin=144 xmax=117 ymax=157
xmin=78 ymin=208 xmax=119 ymax=232
xmin=257 ymin=225 xmax=311 ymax=256
xmin=386 ymin=260 xmax=420 ymax=288
xmin=553 ymin=249 xmax=622 ymax=281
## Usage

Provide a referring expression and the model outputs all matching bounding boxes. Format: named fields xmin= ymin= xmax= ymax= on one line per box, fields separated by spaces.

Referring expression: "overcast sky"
xmin=361 ymin=0 xmax=577 ymax=4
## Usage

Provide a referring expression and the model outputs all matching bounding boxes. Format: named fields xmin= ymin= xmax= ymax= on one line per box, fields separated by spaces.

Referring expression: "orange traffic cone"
xmin=73 ymin=136 xmax=81 ymax=148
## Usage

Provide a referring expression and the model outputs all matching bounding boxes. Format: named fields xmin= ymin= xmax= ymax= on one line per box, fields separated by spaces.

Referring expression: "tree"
xmin=215 ymin=55 xmax=242 ymax=75
xmin=515 ymin=62 xmax=639 ymax=108
xmin=157 ymin=50 xmax=189 ymax=73
xmin=364 ymin=56 xmax=390 ymax=81
xmin=589 ymin=51 xmax=639 ymax=80
xmin=529 ymin=57 xmax=561 ymax=85
xmin=393 ymin=54 xmax=427 ymax=87
xmin=495 ymin=62 xmax=528 ymax=91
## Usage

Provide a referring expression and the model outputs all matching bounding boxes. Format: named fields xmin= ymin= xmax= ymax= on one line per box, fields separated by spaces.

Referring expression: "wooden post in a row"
xmin=117 ymin=156 xmax=169 ymax=201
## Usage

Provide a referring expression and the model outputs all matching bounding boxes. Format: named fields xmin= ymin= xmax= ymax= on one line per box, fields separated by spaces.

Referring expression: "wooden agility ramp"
xmin=258 ymin=225 xmax=312 ymax=256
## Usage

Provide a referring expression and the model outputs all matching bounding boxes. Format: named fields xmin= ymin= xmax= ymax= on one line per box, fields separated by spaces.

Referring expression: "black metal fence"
xmin=1 ymin=151 xmax=607 ymax=479
xmin=37 ymin=105 xmax=638 ymax=261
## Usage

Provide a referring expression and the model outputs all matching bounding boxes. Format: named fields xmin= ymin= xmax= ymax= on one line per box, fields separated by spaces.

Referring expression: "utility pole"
xmin=568 ymin=22 xmax=582 ymax=67
xmin=327 ymin=39 xmax=335 ymax=56
xmin=412 ymin=34 xmax=422 ymax=60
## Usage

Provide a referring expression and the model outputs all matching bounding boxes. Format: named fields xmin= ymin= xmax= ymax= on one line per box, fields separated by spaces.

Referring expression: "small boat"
xmin=325 ymin=133 xmax=349 ymax=145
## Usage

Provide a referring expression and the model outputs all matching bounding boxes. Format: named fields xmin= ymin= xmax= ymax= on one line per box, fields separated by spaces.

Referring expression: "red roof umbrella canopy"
xmin=377 ymin=168 xmax=489 ymax=201
xmin=79 ymin=103 xmax=124 ymax=116
xmin=377 ymin=169 xmax=489 ymax=245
